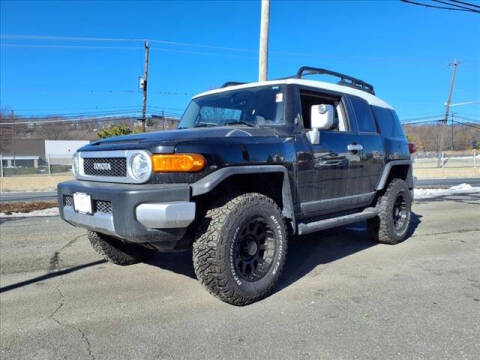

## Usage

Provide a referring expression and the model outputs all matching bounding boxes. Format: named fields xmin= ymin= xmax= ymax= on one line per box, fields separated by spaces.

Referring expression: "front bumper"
xmin=57 ymin=180 xmax=195 ymax=250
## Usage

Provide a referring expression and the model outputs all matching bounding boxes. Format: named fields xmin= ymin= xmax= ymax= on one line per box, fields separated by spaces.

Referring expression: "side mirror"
xmin=311 ymin=104 xmax=334 ymax=130
xmin=306 ymin=104 xmax=334 ymax=145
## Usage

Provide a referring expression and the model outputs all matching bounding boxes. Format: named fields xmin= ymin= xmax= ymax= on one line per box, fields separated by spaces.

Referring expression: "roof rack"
xmin=293 ymin=66 xmax=375 ymax=95
xmin=221 ymin=81 xmax=245 ymax=88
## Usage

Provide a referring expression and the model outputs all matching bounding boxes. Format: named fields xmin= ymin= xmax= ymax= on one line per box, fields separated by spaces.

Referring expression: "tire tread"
xmin=368 ymin=178 xmax=411 ymax=245
xmin=193 ymin=192 xmax=287 ymax=306
xmin=88 ymin=231 xmax=156 ymax=265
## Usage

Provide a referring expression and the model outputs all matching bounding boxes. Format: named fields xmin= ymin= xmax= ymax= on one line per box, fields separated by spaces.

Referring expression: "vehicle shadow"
xmin=145 ymin=212 xmax=423 ymax=289
xmin=276 ymin=212 xmax=422 ymax=293
xmin=146 ymin=249 xmax=197 ymax=279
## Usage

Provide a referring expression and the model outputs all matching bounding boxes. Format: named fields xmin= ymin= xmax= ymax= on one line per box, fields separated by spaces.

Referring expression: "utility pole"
xmin=141 ymin=41 xmax=150 ymax=132
xmin=444 ymin=60 xmax=458 ymax=122
xmin=258 ymin=0 xmax=270 ymax=81
xmin=437 ymin=60 xmax=459 ymax=167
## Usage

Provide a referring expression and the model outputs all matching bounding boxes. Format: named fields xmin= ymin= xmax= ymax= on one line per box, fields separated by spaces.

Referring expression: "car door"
xmin=295 ymin=88 xmax=367 ymax=217
xmin=347 ymin=95 xmax=385 ymax=193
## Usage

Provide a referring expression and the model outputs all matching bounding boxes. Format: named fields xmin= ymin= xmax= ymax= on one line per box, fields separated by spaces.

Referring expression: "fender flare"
xmin=376 ymin=160 xmax=413 ymax=190
xmin=191 ymin=165 xmax=295 ymax=222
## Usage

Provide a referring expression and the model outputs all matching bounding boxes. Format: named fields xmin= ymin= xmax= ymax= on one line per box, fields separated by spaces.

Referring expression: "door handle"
xmin=347 ymin=144 xmax=363 ymax=152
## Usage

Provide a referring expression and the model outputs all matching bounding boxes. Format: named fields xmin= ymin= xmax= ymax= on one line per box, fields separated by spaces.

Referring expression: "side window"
xmin=390 ymin=110 xmax=406 ymax=138
xmin=371 ymin=106 xmax=405 ymax=138
xmin=299 ymin=90 xmax=349 ymax=132
xmin=350 ymin=96 xmax=377 ymax=133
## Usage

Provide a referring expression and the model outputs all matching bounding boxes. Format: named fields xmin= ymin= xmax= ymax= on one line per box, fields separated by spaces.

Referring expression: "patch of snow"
xmin=0 ymin=207 xmax=59 ymax=218
xmin=414 ymin=183 xmax=480 ymax=200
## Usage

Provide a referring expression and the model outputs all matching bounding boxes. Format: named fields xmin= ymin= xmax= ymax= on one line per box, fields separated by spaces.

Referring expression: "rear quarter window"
xmin=350 ymin=96 xmax=377 ymax=133
xmin=372 ymin=106 xmax=405 ymax=138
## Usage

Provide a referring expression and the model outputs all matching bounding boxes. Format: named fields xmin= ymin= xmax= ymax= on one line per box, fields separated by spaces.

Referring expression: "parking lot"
xmin=1 ymin=193 xmax=479 ymax=360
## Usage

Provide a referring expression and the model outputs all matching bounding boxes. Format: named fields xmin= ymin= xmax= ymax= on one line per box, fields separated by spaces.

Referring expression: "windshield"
xmin=178 ymin=85 xmax=285 ymax=129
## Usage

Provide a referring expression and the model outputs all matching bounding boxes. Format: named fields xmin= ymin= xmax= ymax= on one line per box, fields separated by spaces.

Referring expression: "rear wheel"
xmin=367 ymin=179 xmax=412 ymax=244
xmin=88 ymin=231 xmax=156 ymax=265
xmin=193 ymin=193 xmax=287 ymax=306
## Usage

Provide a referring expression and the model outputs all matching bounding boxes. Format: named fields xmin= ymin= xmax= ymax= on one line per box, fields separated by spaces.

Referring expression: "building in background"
xmin=45 ymin=140 xmax=89 ymax=165
xmin=1 ymin=139 xmax=89 ymax=168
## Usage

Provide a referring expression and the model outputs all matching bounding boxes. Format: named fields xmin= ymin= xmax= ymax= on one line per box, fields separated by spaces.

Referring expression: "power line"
xmin=1 ymin=105 xmax=185 ymax=117
xmin=0 ymin=115 xmax=140 ymax=125
xmin=402 ymin=119 xmax=444 ymax=124
xmin=401 ymin=0 xmax=480 ymax=13
xmin=450 ymin=0 xmax=480 ymax=9
xmin=0 ymin=108 xmax=184 ymax=124
xmin=5 ymin=33 xmax=474 ymax=62
xmin=2 ymin=109 xmax=142 ymax=117
xmin=6 ymin=88 xmax=195 ymax=96
xmin=1 ymin=43 xmax=259 ymax=60
xmin=432 ymin=0 xmax=480 ymax=12
xmin=2 ymin=44 xmax=143 ymax=50
xmin=455 ymin=115 xmax=480 ymax=122
xmin=455 ymin=112 xmax=480 ymax=118
xmin=452 ymin=120 xmax=480 ymax=129
xmin=0 ymin=34 xmax=255 ymax=53
xmin=401 ymin=0 xmax=466 ymax=11
xmin=149 ymin=105 xmax=186 ymax=111
xmin=402 ymin=114 xmax=444 ymax=120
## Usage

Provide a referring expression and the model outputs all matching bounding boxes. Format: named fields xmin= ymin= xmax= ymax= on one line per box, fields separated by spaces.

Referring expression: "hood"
xmin=80 ymin=126 xmax=281 ymax=152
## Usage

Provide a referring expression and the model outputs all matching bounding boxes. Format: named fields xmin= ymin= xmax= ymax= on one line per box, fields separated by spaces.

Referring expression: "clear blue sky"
xmin=1 ymin=0 xmax=479 ymax=121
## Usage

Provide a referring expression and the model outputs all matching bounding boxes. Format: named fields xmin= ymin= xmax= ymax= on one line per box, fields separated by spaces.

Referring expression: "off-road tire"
xmin=193 ymin=193 xmax=287 ymax=306
xmin=88 ymin=231 xmax=156 ymax=265
xmin=367 ymin=179 xmax=412 ymax=244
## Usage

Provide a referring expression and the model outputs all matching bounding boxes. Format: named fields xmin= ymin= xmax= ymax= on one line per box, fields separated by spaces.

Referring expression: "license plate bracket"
xmin=73 ymin=192 xmax=92 ymax=215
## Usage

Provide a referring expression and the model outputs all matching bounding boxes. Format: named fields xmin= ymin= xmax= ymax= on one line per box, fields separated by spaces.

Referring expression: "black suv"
xmin=58 ymin=67 xmax=413 ymax=305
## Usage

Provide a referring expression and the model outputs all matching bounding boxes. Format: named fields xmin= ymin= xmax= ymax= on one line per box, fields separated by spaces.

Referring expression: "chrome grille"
xmin=94 ymin=200 xmax=112 ymax=214
xmin=83 ymin=158 xmax=127 ymax=177
xmin=64 ymin=195 xmax=112 ymax=214
xmin=64 ymin=195 xmax=73 ymax=207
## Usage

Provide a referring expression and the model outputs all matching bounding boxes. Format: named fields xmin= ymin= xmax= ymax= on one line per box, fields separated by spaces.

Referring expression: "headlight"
xmin=72 ymin=152 xmax=79 ymax=176
xmin=129 ymin=152 xmax=151 ymax=181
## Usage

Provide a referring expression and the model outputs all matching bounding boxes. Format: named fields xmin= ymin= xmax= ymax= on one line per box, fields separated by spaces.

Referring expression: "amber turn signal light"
xmin=151 ymin=154 xmax=206 ymax=172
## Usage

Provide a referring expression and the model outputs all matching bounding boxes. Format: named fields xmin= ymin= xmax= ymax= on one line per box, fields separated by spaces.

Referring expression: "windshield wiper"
xmin=223 ymin=120 xmax=256 ymax=127
xmin=194 ymin=122 xmax=217 ymax=128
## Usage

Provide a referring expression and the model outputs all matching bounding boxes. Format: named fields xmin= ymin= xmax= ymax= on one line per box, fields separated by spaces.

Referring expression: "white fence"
xmin=412 ymin=150 xmax=478 ymax=169
xmin=0 ymin=154 xmax=73 ymax=177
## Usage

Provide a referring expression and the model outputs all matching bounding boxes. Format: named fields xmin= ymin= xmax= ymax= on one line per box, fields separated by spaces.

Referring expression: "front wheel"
xmin=367 ymin=179 xmax=412 ymax=244
xmin=88 ymin=231 xmax=156 ymax=265
xmin=193 ymin=193 xmax=287 ymax=306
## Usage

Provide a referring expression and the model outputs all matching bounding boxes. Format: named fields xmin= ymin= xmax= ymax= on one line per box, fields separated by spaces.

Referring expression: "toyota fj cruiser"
xmin=58 ymin=66 xmax=413 ymax=305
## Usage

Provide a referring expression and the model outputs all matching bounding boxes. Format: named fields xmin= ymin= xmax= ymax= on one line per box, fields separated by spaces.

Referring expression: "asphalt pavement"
xmin=1 ymin=193 xmax=479 ymax=359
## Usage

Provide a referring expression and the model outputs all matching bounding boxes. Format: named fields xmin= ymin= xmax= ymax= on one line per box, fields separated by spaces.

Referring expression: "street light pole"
xmin=258 ymin=0 xmax=270 ymax=82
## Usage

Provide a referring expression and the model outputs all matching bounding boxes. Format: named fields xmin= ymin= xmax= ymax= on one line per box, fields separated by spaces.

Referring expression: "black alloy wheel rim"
xmin=234 ymin=216 xmax=276 ymax=282
xmin=393 ymin=193 xmax=409 ymax=233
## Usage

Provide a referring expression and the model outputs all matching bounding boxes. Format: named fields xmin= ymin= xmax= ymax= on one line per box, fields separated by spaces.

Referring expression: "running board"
xmin=297 ymin=207 xmax=378 ymax=235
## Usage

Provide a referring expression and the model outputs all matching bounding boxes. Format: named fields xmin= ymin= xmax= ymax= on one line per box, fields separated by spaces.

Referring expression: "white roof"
xmin=194 ymin=78 xmax=393 ymax=109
